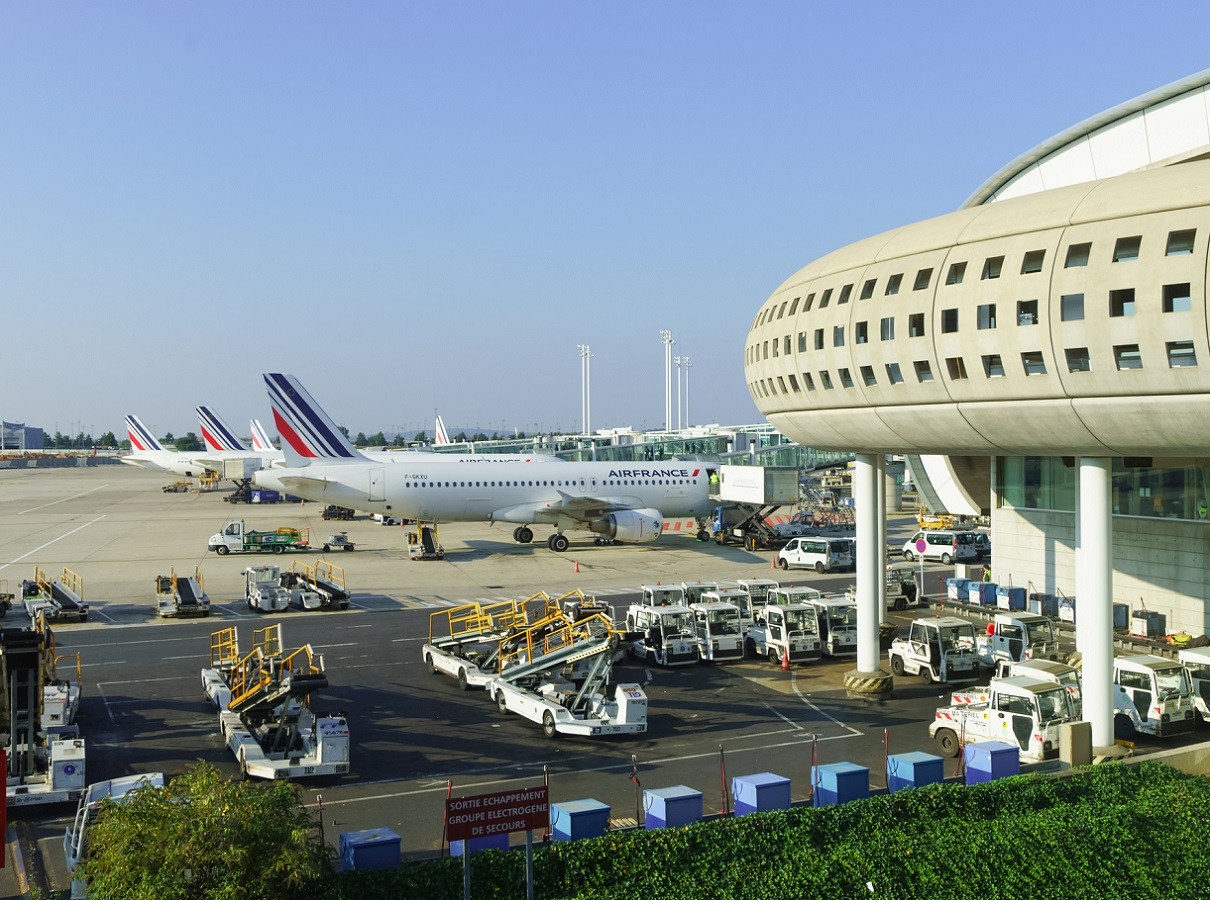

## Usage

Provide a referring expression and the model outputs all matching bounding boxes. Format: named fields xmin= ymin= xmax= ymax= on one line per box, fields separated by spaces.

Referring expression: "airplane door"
xmin=369 ymin=469 xmax=385 ymax=502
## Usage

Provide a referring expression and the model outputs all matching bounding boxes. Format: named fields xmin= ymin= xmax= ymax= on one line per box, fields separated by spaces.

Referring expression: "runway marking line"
xmin=0 ymin=515 xmax=107 ymax=571
xmin=18 ymin=484 xmax=111 ymax=515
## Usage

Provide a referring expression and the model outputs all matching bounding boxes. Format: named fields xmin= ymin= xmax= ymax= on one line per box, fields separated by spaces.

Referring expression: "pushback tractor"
xmin=201 ymin=624 xmax=350 ymax=779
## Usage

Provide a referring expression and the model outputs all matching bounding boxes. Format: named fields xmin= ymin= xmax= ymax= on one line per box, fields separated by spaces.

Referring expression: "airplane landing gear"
xmin=512 ymin=526 xmax=534 ymax=544
xmin=547 ymin=533 xmax=570 ymax=553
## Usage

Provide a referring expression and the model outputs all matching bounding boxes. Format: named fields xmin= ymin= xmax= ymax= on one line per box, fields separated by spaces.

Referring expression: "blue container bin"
xmin=811 ymin=762 xmax=869 ymax=807
xmin=732 ymin=773 xmax=791 ymax=816
xmin=340 ymin=828 xmax=401 ymax=871
xmin=886 ymin=752 xmax=945 ymax=793
xmin=551 ymin=799 xmax=610 ymax=842
xmin=965 ymin=741 xmax=1020 ymax=784
xmin=996 ymin=586 xmax=1026 ymax=611
xmin=1113 ymin=602 xmax=1130 ymax=630
xmin=968 ymin=583 xmax=998 ymax=606
xmin=450 ymin=833 xmax=510 ymax=856
xmin=644 ymin=785 xmax=702 ymax=829
xmin=1028 ymin=593 xmax=1057 ymax=617
xmin=946 ymin=578 xmax=971 ymax=601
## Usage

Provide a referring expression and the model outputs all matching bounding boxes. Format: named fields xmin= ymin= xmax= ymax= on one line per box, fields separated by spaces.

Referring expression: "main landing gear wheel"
xmin=542 ymin=711 xmax=557 ymax=738
xmin=548 ymin=533 xmax=570 ymax=553
xmin=513 ymin=526 xmax=533 ymax=544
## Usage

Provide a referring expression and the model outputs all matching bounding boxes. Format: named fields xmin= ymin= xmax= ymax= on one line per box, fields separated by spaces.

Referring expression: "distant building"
xmin=1 ymin=422 xmax=44 ymax=451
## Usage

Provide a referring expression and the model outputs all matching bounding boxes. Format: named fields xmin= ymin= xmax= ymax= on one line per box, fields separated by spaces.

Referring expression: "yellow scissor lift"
xmin=422 ymin=592 xmax=554 ymax=690
xmin=200 ymin=624 xmax=350 ymax=780
xmin=487 ymin=609 xmax=648 ymax=738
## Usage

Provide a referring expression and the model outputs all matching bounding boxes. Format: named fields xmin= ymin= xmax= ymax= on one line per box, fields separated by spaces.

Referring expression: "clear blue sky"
xmin=3 ymin=2 xmax=1207 ymax=440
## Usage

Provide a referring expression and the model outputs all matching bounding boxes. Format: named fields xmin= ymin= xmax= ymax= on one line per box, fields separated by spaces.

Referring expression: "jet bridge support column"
xmin=877 ymin=455 xmax=887 ymax=625
xmin=844 ymin=453 xmax=892 ymax=701
xmin=1077 ymin=457 xmax=1115 ymax=754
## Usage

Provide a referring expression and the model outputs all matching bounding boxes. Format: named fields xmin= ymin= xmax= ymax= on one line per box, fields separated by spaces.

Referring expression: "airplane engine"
xmin=588 ymin=509 xmax=663 ymax=543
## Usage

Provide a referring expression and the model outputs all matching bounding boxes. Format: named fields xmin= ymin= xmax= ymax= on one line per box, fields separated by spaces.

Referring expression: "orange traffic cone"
xmin=769 ymin=554 xmax=777 ymax=571
xmin=574 ymin=560 xmax=580 ymax=574
xmin=781 ymin=645 xmax=790 ymax=671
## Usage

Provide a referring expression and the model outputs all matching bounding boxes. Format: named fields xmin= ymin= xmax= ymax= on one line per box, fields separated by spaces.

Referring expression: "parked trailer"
xmin=22 ymin=566 xmax=89 ymax=622
xmin=930 ymin=675 xmax=1076 ymax=762
xmin=208 ymin=520 xmax=310 ymax=555
xmin=281 ymin=559 xmax=351 ymax=610
xmin=422 ymin=595 xmax=551 ymax=690
xmin=200 ymin=624 xmax=350 ymax=779
xmin=155 ymin=567 xmax=211 ymax=618
xmin=64 ymin=772 xmax=166 ymax=898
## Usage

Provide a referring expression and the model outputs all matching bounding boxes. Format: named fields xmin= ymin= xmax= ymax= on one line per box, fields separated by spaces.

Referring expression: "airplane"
xmin=434 ymin=414 xmax=451 ymax=446
xmin=119 ymin=415 xmax=222 ymax=477
xmin=250 ymin=419 xmax=276 ymax=452
xmin=196 ymin=406 xmax=281 ymax=469
xmin=253 ymin=373 xmax=716 ymax=551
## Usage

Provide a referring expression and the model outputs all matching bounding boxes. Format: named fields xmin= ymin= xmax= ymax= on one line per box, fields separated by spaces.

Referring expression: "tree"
xmin=79 ymin=761 xmax=332 ymax=900
xmin=413 ymin=431 xmax=427 ymax=444
xmin=367 ymin=431 xmax=387 ymax=446
xmin=354 ymin=432 xmax=368 ymax=446
xmin=162 ymin=432 xmax=175 ymax=444
xmin=99 ymin=431 xmax=118 ymax=448
xmin=454 ymin=431 xmax=469 ymax=443
xmin=174 ymin=432 xmax=203 ymax=452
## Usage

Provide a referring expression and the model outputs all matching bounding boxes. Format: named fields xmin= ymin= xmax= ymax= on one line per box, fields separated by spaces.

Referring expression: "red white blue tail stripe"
xmin=250 ymin=419 xmax=275 ymax=452
xmin=264 ymin=373 xmax=362 ymax=461
xmin=196 ymin=406 xmax=248 ymax=452
xmin=125 ymin=415 xmax=164 ymax=452
xmin=434 ymin=414 xmax=451 ymax=446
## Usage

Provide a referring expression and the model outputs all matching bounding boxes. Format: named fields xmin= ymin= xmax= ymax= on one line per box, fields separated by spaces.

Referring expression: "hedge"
xmin=334 ymin=761 xmax=1210 ymax=899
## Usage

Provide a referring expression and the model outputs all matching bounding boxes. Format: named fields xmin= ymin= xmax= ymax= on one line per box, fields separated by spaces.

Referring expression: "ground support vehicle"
xmin=689 ymin=600 xmax=744 ymax=662
xmin=844 ymin=566 xmax=919 ymax=611
xmin=3 ymin=621 xmax=87 ymax=805
xmin=628 ymin=604 xmax=700 ymax=666
xmin=761 ymin=585 xmax=822 ymax=622
xmin=777 ymin=535 xmax=854 ymax=573
xmin=322 ymin=505 xmax=356 ymax=521
xmin=372 ymin=513 xmax=404 ymax=526
xmin=208 ymin=521 xmax=310 ymax=555
xmin=422 ymin=596 xmax=549 ymax=690
xmin=806 ymin=596 xmax=859 ymax=658
xmin=64 ymin=772 xmax=166 ymax=898
xmin=408 ymin=523 xmax=444 ymax=560
xmin=901 ymin=529 xmax=979 ymax=564
xmin=22 ymin=566 xmax=89 ymax=622
xmin=162 ymin=480 xmax=191 ymax=493
xmin=700 ymin=587 xmax=754 ymax=630
xmin=486 ymin=608 xmax=646 ymax=737
xmin=320 ymin=531 xmax=355 ymax=552
xmin=930 ymin=675 xmax=1076 ymax=762
xmin=976 ymin=612 xmax=1059 ymax=667
xmin=736 ymin=578 xmax=779 ymax=620
xmin=1112 ymin=654 xmax=1196 ymax=740
xmin=281 ymin=559 xmax=351 ymax=610
xmin=680 ymin=581 xmax=720 ymax=605
xmin=201 ymin=624 xmax=350 ymax=779
xmin=0 ymin=579 xmax=11 ymax=618
xmin=746 ymin=603 xmax=822 ymax=664
xmin=154 ymin=567 xmax=211 ymax=618
xmin=888 ymin=617 xmax=980 ymax=684
xmin=244 ymin=566 xmax=290 ymax=613
xmin=1178 ymin=646 xmax=1210 ymax=718
xmin=707 ymin=465 xmax=799 ymax=550
xmin=991 ymin=659 xmax=1082 ymax=712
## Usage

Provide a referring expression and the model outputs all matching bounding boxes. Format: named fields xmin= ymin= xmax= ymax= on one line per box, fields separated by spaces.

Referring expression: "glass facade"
xmin=998 ymin=456 xmax=1210 ymax=521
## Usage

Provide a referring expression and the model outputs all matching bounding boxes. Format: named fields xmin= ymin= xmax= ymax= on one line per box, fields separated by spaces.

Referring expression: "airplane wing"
xmin=489 ymin=492 xmax=648 ymax=525
xmin=274 ymin=474 xmax=340 ymax=492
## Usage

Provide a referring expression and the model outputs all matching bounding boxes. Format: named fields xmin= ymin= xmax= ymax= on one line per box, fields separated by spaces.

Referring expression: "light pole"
xmin=674 ymin=356 xmax=683 ymax=430
xmin=578 ymin=344 xmax=593 ymax=435
xmin=660 ymin=330 xmax=675 ymax=431
xmin=683 ymin=357 xmax=692 ymax=427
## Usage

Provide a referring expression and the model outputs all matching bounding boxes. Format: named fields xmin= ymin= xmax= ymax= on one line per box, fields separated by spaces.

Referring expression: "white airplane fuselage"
xmin=256 ymin=460 xmax=712 ymax=527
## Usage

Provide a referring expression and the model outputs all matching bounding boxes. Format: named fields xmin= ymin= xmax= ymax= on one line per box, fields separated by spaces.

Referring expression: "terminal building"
xmin=743 ymin=70 xmax=1210 ymax=748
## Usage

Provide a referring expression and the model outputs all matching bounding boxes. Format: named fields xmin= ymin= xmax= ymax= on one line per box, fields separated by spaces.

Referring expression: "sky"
xmin=3 ymin=2 xmax=1209 ymax=441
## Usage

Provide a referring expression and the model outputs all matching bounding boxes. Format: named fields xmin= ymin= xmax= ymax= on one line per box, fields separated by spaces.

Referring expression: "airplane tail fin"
xmin=263 ymin=373 xmax=368 ymax=466
xmin=125 ymin=415 xmax=165 ymax=452
xmin=196 ymin=406 xmax=248 ymax=453
xmin=434 ymin=414 xmax=450 ymax=446
xmin=250 ymin=419 xmax=276 ymax=452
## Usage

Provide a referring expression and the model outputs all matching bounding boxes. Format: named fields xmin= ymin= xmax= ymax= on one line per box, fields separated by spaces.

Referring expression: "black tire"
xmin=215 ymin=545 xmax=230 ymax=556
xmin=697 ymin=529 xmax=709 ymax=542
xmin=425 ymin=651 xmax=436 ymax=673
xmin=902 ymin=550 xmax=913 ymax=561
xmin=935 ymin=728 xmax=960 ymax=758
xmin=940 ymin=552 xmax=952 ymax=565
xmin=920 ymin=667 xmax=934 ymax=684
xmin=815 ymin=562 xmax=825 ymax=574
xmin=1114 ymin=713 xmax=1136 ymax=742
xmin=512 ymin=527 xmax=523 ymax=542
xmin=272 ymin=545 xmax=285 ymax=555
xmin=202 ymin=610 xmax=210 ymax=618
xmin=745 ymin=638 xmax=757 ymax=659
xmin=457 ymin=668 xmax=469 ymax=691
xmin=497 ymin=691 xmax=509 ymax=714
xmin=518 ymin=527 xmax=533 ymax=544
xmin=322 ymin=545 xmax=331 ymax=553
xmin=542 ymin=711 xmax=557 ymax=738
xmin=893 ymin=598 xmax=907 ymax=612
xmin=551 ymin=534 xmax=570 ymax=553
xmin=890 ymin=655 xmax=905 ymax=677
xmin=778 ymin=558 xmax=789 ymax=570
xmin=343 ymin=544 xmax=353 ymax=551
xmin=768 ymin=648 xmax=778 ymax=664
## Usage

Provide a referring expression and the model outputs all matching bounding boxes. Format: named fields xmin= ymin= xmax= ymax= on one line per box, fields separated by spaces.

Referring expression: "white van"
xmin=777 ymin=536 xmax=853 ymax=573
xmin=901 ymin=530 xmax=978 ymax=565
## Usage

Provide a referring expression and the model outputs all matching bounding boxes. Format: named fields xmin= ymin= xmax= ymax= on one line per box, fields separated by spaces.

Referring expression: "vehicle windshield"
xmin=1057 ymin=670 xmax=1080 ymax=689
xmin=827 ymin=607 xmax=857 ymax=630
xmin=662 ymin=612 xmax=694 ymax=635
xmin=1024 ymin=620 xmax=1055 ymax=644
xmin=705 ymin=609 xmax=740 ymax=635
xmin=646 ymin=589 xmax=681 ymax=606
xmin=1156 ymin=666 xmax=1191 ymax=697
xmin=783 ymin=608 xmax=817 ymax=634
xmin=939 ymin=626 xmax=976 ymax=651
xmin=1035 ymin=688 xmax=1072 ymax=721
